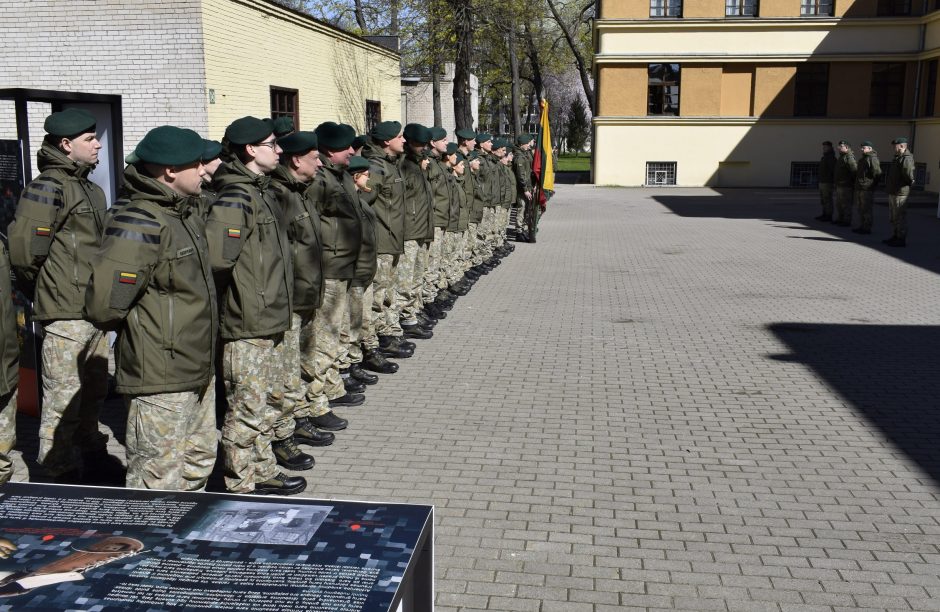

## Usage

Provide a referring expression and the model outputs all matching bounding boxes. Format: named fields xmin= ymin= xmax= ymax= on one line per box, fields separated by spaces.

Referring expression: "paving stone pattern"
xmin=11 ymin=186 xmax=940 ymax=611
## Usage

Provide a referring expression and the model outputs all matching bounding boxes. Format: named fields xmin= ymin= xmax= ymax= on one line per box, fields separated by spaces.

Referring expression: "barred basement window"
xmin=270 ymin=87 xmax=299 ymax=130
xmin=726 ymin=0 xmax=758 ymax=17
xmin=646 ymin=162 xmax=677 ymax=186
xmin=650 ymin=0 xmax=682 ymax=17
xmin=800 ymin=0 xmax=833 ymax=16
xmin=790 ymin=162 xmax=820 ymax=188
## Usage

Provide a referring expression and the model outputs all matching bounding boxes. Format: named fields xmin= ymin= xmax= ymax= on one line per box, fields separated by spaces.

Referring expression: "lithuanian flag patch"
xmin=118 ymin=272 xmax=138 ymax=285
xmin=227 ymin=228 xmax=241 ymax=238
xmin=34 ymin=227 xmax=51 ymax=236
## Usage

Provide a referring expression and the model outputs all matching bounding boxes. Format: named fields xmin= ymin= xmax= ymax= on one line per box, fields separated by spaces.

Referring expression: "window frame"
xmin=876 ymin=0 xmax=912 ymax=16
xmin=650 ymin=0 xmax=682 ymax=18
xmin=270 ymin=86 xmax=299 ymax=131
xmin=793 ymin=63 xmax=830 ymax=117
xmin=924 ymin=59 xmax=938 ymax=118
xmin=800 ymin=0 xmax=834 ymax=16
xmin=869 ymin=62 xmax=906 ymax=117
xmin=726 ymin=0 xmax=758 ymax=17
xmin=365 ymin=99 xmax=382 ymax=133
xmin=647 ymin=63 xmax=681 ymax=117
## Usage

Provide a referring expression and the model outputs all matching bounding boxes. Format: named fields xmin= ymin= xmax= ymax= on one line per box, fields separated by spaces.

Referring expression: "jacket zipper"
xmin=70 ymin=230 xmax=79 ymax=285
xmin=168 ymin=260 xmax=175 ymax=358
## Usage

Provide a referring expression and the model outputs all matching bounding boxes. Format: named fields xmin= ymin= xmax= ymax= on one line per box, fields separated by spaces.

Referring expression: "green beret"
xmin=126 ymin=126 xmax=204 ymax=167
xmin=429 ymin=126 xmax=447 ymax=141
xmin=225 ymin=116 xmax=274 ymax=145
xmin=892 ymin=136 xmax=908 ymax=144
xmin=315 ymin=122 xmax=356 ymax=150
xmin=352 ymin=135 xmax=368 ymax=150
xmin=278 ymin=131 xmax=318 ymax=155
xmin=455 ymin=128 xmax=476 ymax=140
xmin=468 ymin=150 xmax=480 ymax=161
xmin=445 ymin=143 xmax=459 ymax=156
xmin=202 ymin=139 xmax=222 ymax=162
xmin=476 ymin=132 xmax=493 ymax=143
xmin=838 ymin=139 xmax=849 ymax=146
xmin=515 ymin=134 xmax=531 ymax=145
xmin=44 ymin=108 xmax=96 ymax=138
xmin=492 ymin=138 xmax=508 ymax=150
xmin=273 ymin=117 xmax=295 ymax=137
xmin=455 ymin=152 xmax=467 ymax=163
xmin=822 ymin=140 xmax=833 ymax=146
xmin=861 ymin=140 xmax=873 ymax=148
xmin=370 ymin=120 xmax=402 ymax=142
xmin=403 ymin=123 xmax=431 ymax=144
xmin=347 ymin=155 xmax=371 ymax=173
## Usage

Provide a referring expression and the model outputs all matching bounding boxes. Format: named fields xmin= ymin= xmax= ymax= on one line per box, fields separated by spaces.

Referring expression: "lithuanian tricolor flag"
xmin=532 ymin=98 xmax=554 ymax=213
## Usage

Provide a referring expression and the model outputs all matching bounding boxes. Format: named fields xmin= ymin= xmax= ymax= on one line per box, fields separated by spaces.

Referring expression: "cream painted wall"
xmin=201 ymin=0 xmax=400 ymax=138
xmin=594 ymin=122 xmax=909 ymax=187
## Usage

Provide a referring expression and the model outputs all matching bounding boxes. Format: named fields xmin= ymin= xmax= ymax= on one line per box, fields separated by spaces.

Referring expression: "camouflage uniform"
xmin=0 ymin=389 xmax=15 ymax=485
xmin=818 ymin=148 xmax=836 ymax=219
xmin=373 ymin=255 xmax=401 ymax=336
xmin=0 ymin=241 xmax=18 ymax=485
xmin=395 ymin=240 xmax=423 ymax=325
xmin=423 ymin=227 xmax=446 ymax=304
xmin=278 ymin=312 xmax=327 ymax=440
xmin=8 ymin=143 xmax=109 ymax=477
xmin=855 ymin=148 xmax=881 ymax=232
xmin=834 ymin=148 xmax=857 ymax=224
xmin=303 ymin=279 xmax=348 ymax=415
xmin=886 ymin=148 xmax=916 ymax=240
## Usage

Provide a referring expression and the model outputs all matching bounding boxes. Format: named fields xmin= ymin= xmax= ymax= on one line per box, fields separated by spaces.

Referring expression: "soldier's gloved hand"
xmin=0 ymin=538 xmax=17 ymax=559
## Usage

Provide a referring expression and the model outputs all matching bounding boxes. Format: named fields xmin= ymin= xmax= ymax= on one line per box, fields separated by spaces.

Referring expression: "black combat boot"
xmin=402 ymin=322 xmax=433 ymax=340
xmin=294 ymin=417 xmax=336 ymax=446
xmin=310 ymin=411 xmax=349 ymax=431
xmin=417 ymin=311 xmax=437 ymax=328
xmin=342 ymin=374 xmax=366 ymax=394
xmin=424 ymin=302 xmax=445 ymax=319
xmin=254 ymin=472 xmax=307 ymax=495
xmin=348 ymin=363 xmax=378 ymax=384
xmin=272 ymin=438 xmax=315 ymax=471
xmin=329 ymin=393 xmax=365 ymax=407
xmin=362 ymin=347 xmax=399 ymax=373
xmin=379 ymin=335 xmax=414 ymax=358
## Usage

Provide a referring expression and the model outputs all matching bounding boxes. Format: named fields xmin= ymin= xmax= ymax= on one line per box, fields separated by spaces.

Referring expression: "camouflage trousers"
xmin=514 ymin=198 xmax=529 ymax=234
xmin=395 ymin=240 xmax=426 ymax=325
xmin=422 ymin=228 xmax=446 ymax=303
xmin=856 ymin=189 xmax=874 ymax=231
xmin=276 ymin=311 xmax=325 ymax=442
xmin=819 ymin=183 xmax=834 ymax=216
xmin=302 ymin=279 xmax=348 ymax=415
xmin=373 ymin=254 xmax=403 ymax=337
xmin=338 ymin=283 xmax=370 ymax=368
xmin=483 ymin=207 xmax=500 ymax=252
xmin=125 ymin=378 xmax=216 ymax=491
xmin=889 ymin=193 xmax=909 ymax=239
xmin=39 ymin=319 xmax=109 ymax=477
xmin=835 ymin=185 xmax=854 ymax=223
xmin=0 ymin=389 xmax=17 ymax=485
xmin=221 ymin=334 xmax=287 ymax=493
xmin=468 ymin=222 xmax=486 ymax=266
xmin=442 ymin=231 xmax=464 ymax=286
xmin=460 ymin=229 xmax=475 ymax=272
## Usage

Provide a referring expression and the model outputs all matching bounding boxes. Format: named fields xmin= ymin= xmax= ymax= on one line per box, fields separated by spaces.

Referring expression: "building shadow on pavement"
xmin=767 ymin=323 xmax=940 ymax=486
xmin=651 ymin=189 xmax=940 ymax=275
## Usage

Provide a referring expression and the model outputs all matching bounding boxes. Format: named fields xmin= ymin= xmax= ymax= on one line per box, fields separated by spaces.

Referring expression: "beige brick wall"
xmin=0 ymin=0 xmax=209 ymax=156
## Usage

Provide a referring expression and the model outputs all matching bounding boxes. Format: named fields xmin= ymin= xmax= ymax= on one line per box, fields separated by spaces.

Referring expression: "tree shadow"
xmin=767 ymin=323 xmax=940 ymax=486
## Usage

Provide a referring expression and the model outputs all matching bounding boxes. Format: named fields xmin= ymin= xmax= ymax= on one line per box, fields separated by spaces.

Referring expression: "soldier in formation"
xmin=2 ymin=110 xmax=536 ymax=495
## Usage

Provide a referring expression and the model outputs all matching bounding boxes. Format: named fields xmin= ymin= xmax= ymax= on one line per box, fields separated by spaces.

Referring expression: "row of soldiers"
xmin=816 ymin=137 xmax=916 ymax=246
xmin=0 ymin=108 xmax=541 ymax=495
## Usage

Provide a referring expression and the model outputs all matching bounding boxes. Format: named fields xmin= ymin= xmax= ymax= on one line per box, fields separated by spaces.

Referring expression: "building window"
xmin=365 ymin=100 xmax=382 ymax=132
xmin=648 ymin=64 xmax=680 ymax=116
xmin=794 ymin=63 xmax=829 ymax=117
xmin=790 ymin=162 xmax=820 ymax=188
xmin=800 ymin=1 xmax=833 ymax=16
xmin=925 ymin=60 xmax=938 ymax=117
xmin=650 ymin=1 xmax=682 ymax=17
xmin=869 ymin=62 xmax=906 ymax=117
xmin=914 ymin=162 xmax=926 ymax=190
xmin=726 ymin=1 xmax=758 ymax=16
xmin=646 ymin=162 xmax=677 ymax=186
xmin=270 ymin=87 xmax=299 ymax=130
xmin=877 ymin=0 xmax=911 ymax=15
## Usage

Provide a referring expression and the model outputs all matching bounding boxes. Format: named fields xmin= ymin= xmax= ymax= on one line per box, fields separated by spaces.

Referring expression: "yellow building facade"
xmin=594 ymin=1 xmax=940 ymax=189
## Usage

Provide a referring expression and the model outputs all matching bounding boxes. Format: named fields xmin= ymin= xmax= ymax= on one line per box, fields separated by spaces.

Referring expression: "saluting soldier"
xmin=0 ymin=239 xmax=17 ymax=486
xmin=7 ymin=108 xmax=114 ymax=483
xmin=853 ymin=140 xmax=881 ymax=235
xmin=816 ymin=140 xmax=836 ymax=222
xmin=85 ymin=126 xmax=218 ymax=491
xmin=207 ymin=116 xmax=304 ymax=496
xmin=884 ymin=137 xmax=916 ymax=247
xmin=833 ymin=140 xmax=857 ymax=227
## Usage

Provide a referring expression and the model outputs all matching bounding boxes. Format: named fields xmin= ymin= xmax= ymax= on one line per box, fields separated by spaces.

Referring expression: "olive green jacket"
xmin=400 ymin=151 xmax=434 ymax=242
xmin=353 ymin=195 xmax=377 ymax=287
xmin=469 ymin=166 xmax=486 ymax=224
xmin=855 ymin=151 xmax=882 ymax=191
xmin=513 ymin=146 xmax=534 ymax=195
xmin=834 ymin=151 xmax=857 ymax=187
xmin=886 ymin=150 xmax=916 ymax=196
xmin=207 ymin=159 xmax=293 ymax=340
xmin=428 ymin=156 xmax=452 ymax=229
xmin=480 ymin=151 xmax=501 ymax=207
xmin=309 ymin=155 xmax=362 ymax=280
xmin=454 ymin=174 xmax=470 ymax=232
xmin=498 ymin=162 xmax=515 ymax=208
xmin=361 ymin=141 xmax=405 ymax=255
xmin=819 ymin=151 xmax=836 ymax=185
xmin=85 ymin=166 xmax=218 ymax=394
xmin=270 ymin=165 xmax=323 ymax=313
xmin=0 ymin=241 xmax=18 ymax=395
xmin=8 ymin=144 xmax=106 ymax=321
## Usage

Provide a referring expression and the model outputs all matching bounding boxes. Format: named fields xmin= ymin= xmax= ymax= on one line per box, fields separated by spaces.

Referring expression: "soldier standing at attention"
xmin=269 ymin=131 xmax=338 ymax=473
xmin=207 ymin=116 xmax=304 ymax=496
xmin=853 ymin=140 xmax=881 ymax=235
xmin=884 ymin=137 xmax=916 ymax=247
xmin=0 ymin=239 xmax=17 ymax=485
xmin=84 ymin=126 xmax=218 ymax=491
xmin=816 ymin=140 xmax=835 ymax=222
xmin=8 ymin=109 xmax=115 ymax=484
xmin=422 ymin=126 xmax=453 ymax=320
xmin=398 ymin=124 xmax=436 ymax=337
xmin=833 ymin=140 xmax=857 ymax=227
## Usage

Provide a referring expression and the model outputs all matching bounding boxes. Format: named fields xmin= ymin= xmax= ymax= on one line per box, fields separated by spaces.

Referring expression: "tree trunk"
xmin=545 ymin=0 xmax=595 ymax=113
xmin=390 ymin=0 xmax=400 ymax=35
xmin=523 ymin=23 xmax=545 ymax=102
xmin=449 ymin=0 xmax=474 ymax=129
xmin=432 ymin=65 xmax=442 ymax=126
xmin=508 ymin=23 xmax=522 ymax=137
xmin=353 ymin=0 xmax=367 ymax=31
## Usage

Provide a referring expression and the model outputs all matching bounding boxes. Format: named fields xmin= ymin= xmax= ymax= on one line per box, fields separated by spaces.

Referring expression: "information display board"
xmin=0 ymin=483 xmax=433 ymax=612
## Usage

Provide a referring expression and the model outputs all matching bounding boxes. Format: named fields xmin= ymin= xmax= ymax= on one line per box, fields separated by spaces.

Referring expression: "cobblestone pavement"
xmin=10 ymin=186 xmax=940 ymax=611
